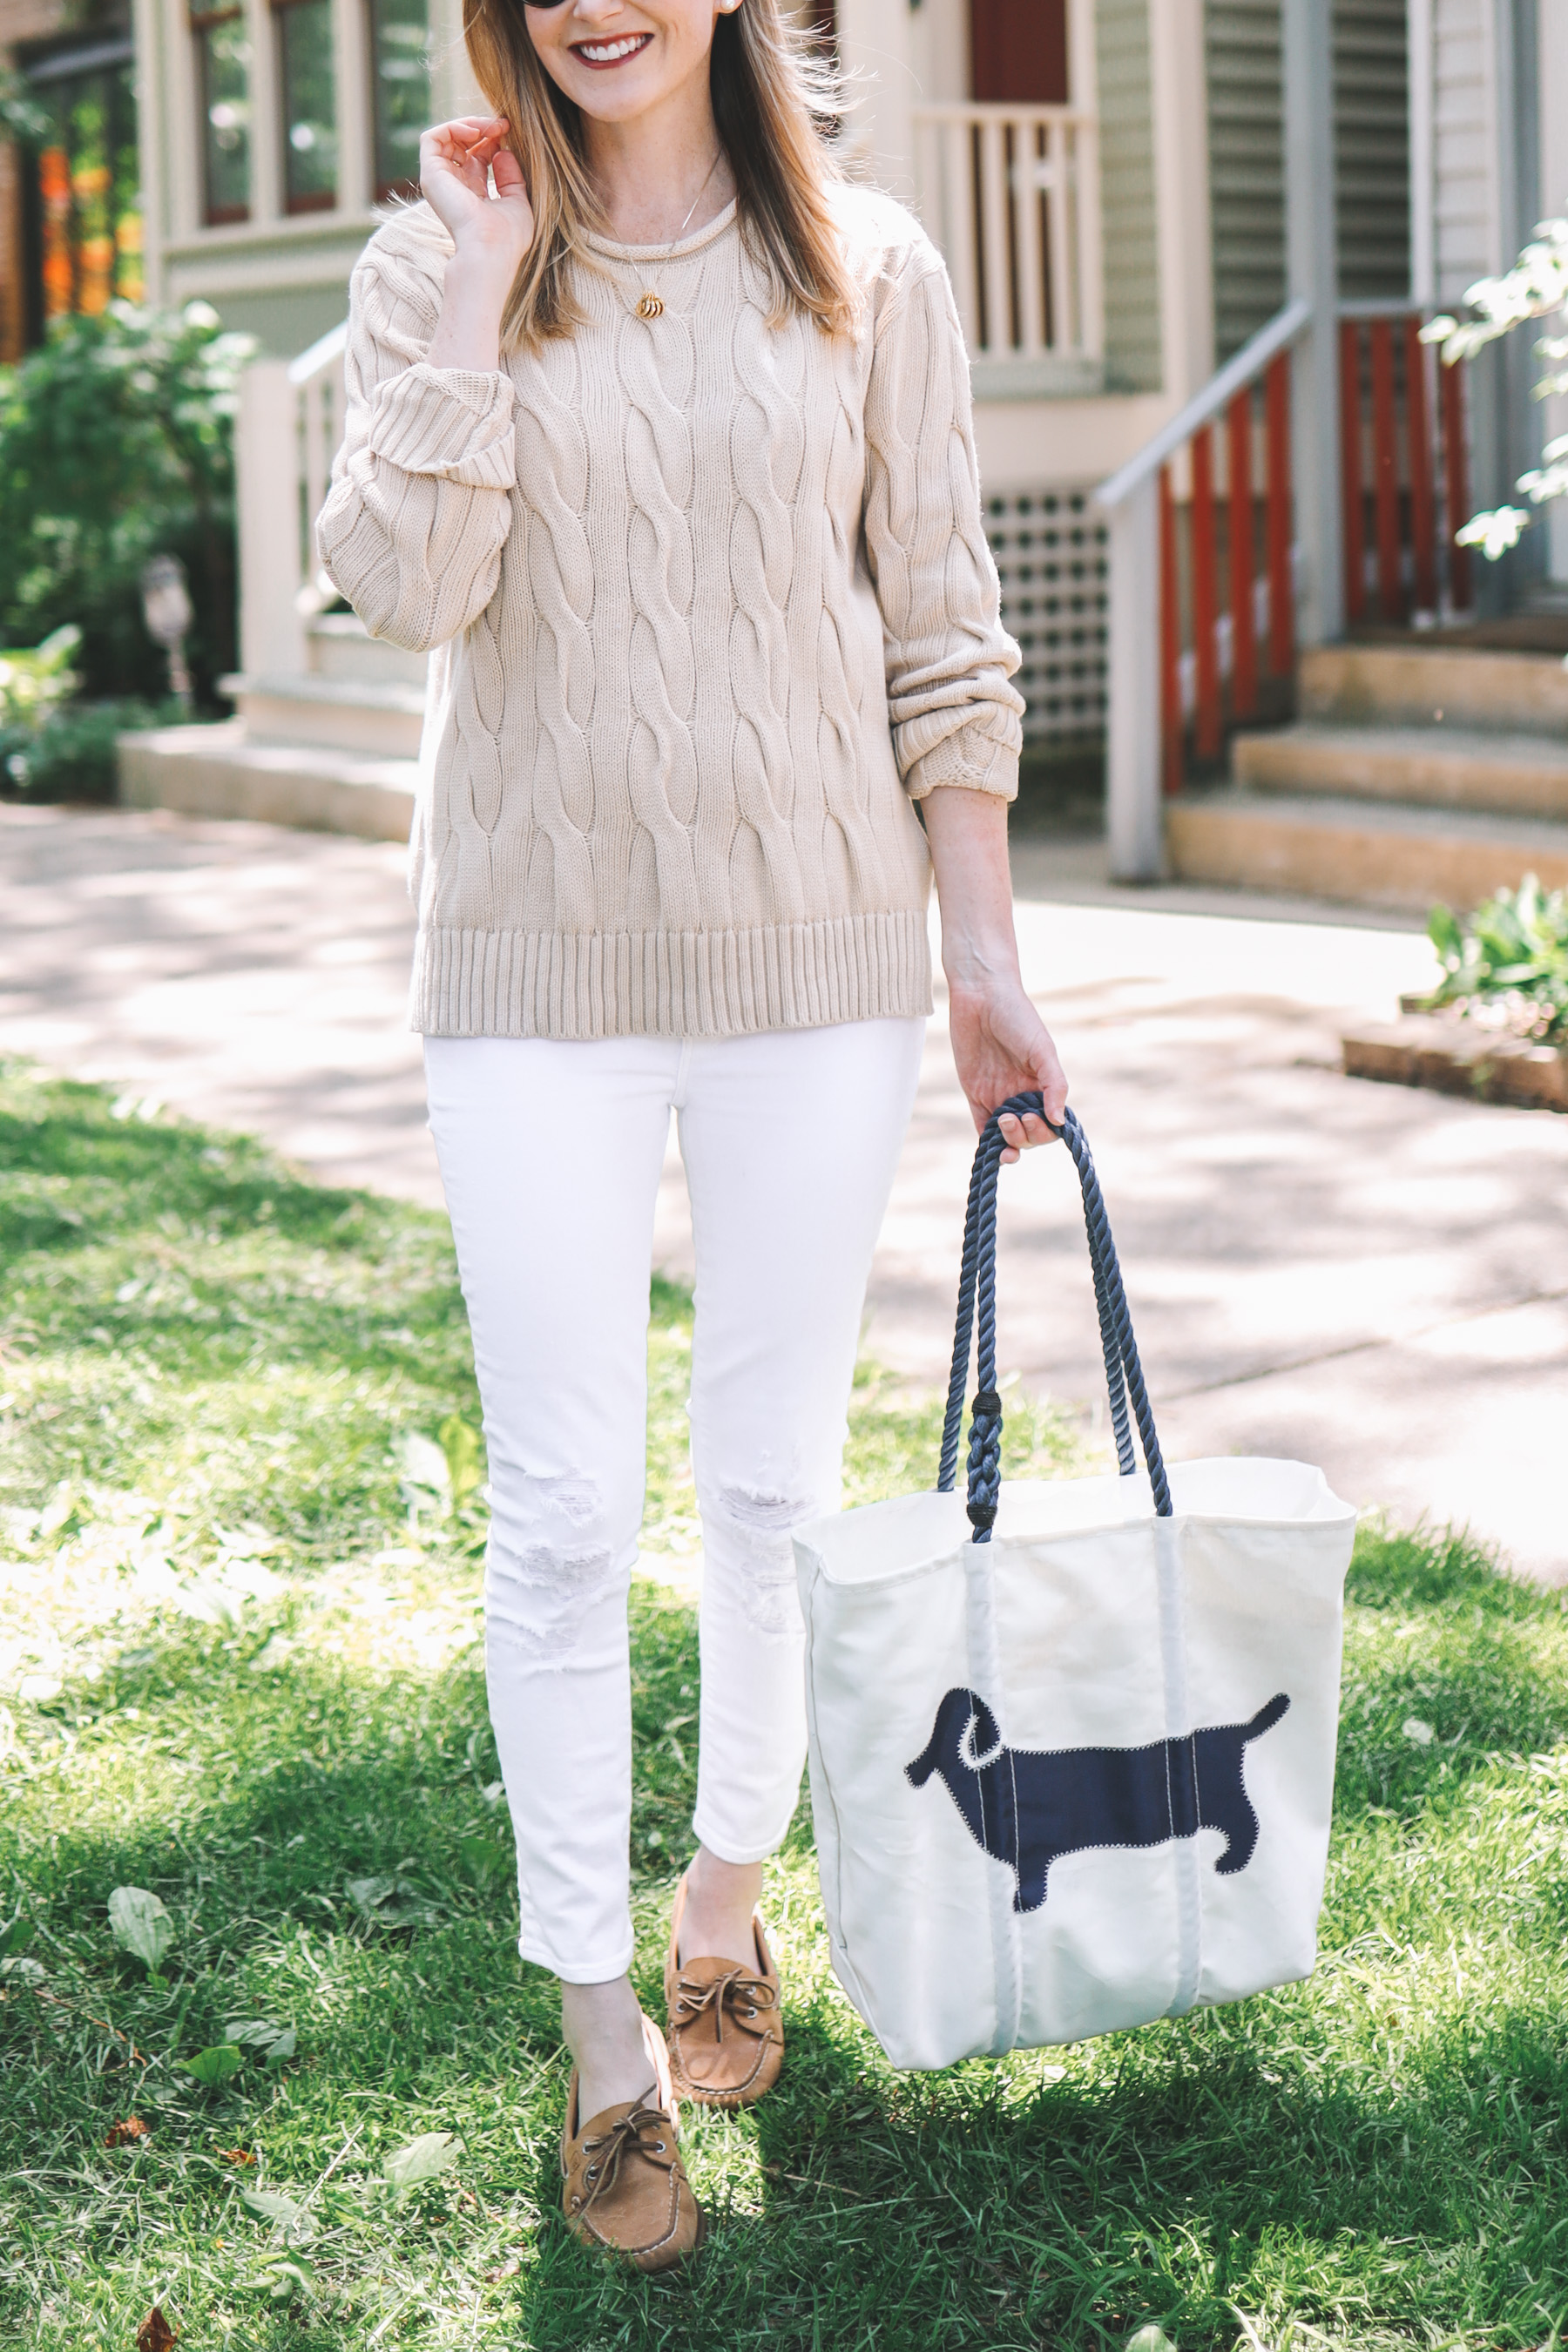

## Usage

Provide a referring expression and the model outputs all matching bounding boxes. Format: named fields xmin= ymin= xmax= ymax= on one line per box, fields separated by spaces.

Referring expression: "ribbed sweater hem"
xmin=411 ymin=911 xmax=933 ymax=1040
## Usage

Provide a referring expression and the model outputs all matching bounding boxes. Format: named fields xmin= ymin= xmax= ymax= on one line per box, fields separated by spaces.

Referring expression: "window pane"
xmin=199 ymin=20 xmax=252 ymax=223
xmin=28 ymin=65 xmax=140 ymax=328
xmin=280 ymin=0 xmax=338 ymax=212
xmin=370 ymin=0 xmax=432 ymax=198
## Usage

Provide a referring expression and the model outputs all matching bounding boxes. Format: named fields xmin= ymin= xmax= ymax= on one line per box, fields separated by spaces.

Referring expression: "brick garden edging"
xmin=1342 ymin=1014 xmax=1568 ymax=1112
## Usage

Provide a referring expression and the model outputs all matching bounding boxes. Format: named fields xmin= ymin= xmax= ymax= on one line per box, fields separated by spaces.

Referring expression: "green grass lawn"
xmin=2 ymin=1057 xmax=1566 ymax=2352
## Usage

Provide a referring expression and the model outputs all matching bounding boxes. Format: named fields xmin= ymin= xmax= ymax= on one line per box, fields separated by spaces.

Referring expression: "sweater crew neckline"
xmin=582 ymin=197 xmax=740 ymax=267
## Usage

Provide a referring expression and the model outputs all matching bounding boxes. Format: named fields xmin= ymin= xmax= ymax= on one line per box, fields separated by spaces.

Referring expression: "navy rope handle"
xmin=937 ymin=1095 xmax=1172 ymax=1539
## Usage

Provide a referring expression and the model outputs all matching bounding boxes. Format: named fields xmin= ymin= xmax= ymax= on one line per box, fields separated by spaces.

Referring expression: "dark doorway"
xmin=970 ymin=0 xmax=1069 ymax=105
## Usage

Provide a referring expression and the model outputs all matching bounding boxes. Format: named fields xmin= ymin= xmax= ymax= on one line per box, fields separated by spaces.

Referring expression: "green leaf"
xmin=382 ymin=2131 xmax=462 ymax=2206
xmin=0 ymin=1915 xmax=34 ymax=1958
xmin=223 ymin=2018 xmax=298 ymax=2065
xmin=1125 ymin=2330 xmax=1179 ymax=2352
xmin=182 ymin=2043 xmax=243 ymax=2086
xmin=439 ymin=1414 xmax=486 ymax=1510
xmin=346 ymin=1874 xmax=397 ymax=1911
xmin=240 ymin=2186 xmax=314 ymax=2240
xmin=347 ymin=1875 xmax=439 ymax=1929
xmin=107 ymin=1886 xmax=173 ymax=1972
xmin=459 ymin=1836 xmax=504 ymax=1881
xmin=258 ymin=2254 xmax=315 ymax=2302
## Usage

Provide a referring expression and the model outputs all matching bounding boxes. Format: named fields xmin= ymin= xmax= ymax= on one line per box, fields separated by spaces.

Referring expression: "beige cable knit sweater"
xmin=320 ymin=187 xmax=1024 ymax=1040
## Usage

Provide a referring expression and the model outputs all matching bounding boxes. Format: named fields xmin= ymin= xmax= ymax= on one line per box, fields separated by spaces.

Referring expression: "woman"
xmin=319 ymin=0 xmax=1066 ymax=2270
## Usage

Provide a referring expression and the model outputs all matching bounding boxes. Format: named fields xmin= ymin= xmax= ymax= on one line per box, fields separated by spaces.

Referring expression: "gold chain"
xmin=621 ymin=149 xmax=723 ymax=322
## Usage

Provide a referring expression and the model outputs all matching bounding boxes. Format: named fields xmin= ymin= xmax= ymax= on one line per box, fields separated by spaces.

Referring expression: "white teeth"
xmin=578 ymin=33 xmax=647 ymax=58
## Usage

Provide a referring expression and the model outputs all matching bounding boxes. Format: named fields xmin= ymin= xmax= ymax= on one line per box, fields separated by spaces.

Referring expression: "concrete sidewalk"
xmin=3 ymin=802 xmax=1564 ymax=1583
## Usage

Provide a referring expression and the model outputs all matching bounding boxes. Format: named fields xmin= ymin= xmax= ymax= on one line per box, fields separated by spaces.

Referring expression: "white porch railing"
xmin=233 ymin=320 xmax=348 ymax=681
xmin=911 ymin=104 xmax=1104 ymax=395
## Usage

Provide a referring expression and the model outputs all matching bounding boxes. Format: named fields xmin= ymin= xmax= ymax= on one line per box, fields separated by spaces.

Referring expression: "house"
xmin=3 ymin=0 xmax=1564 ymax=902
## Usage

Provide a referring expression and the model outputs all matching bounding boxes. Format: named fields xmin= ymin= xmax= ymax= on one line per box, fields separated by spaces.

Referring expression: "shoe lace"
xmin=673 ymin=1964 xmax=778 ymax=2042
xmin=574 ymin=2104 xmax=677 ymax=2213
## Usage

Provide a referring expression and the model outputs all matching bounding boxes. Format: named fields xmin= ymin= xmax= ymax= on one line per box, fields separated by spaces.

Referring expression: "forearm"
xmin=427 ymin=252 xmax=513 ymax=374
xmin=921 ymin=785 xmax=1064 ymax=1146
xmin=922 ymin=786 xmax=1022 ymax=990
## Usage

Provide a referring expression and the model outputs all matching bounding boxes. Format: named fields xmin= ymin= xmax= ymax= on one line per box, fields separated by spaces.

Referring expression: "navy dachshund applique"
xmin=906 ymin=1687 xmax=1291 ymax=1913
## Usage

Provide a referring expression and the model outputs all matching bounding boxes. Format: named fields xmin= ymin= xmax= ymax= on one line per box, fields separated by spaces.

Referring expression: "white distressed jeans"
xmin=423 ymin=1018 xmax=926 ymax=1982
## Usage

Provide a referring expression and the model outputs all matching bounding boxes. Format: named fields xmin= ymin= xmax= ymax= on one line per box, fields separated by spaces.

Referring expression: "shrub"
xmin=0 ymin=301 xmax=253 ymax=706
xmin=1424 ymin=875 xmax=1568 ymax=1041
xmin=1423 ymin=214 xmax=1568 ymax=561
xmin=2 ymin=697 xmax=175 ymax=804
xmin=0 ymin=620 xmax=181 ymax=803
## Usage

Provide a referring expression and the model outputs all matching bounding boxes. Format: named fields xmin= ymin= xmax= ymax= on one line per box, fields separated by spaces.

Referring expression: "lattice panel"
xmin=984 ymin=488 xmax=1108 ymax=742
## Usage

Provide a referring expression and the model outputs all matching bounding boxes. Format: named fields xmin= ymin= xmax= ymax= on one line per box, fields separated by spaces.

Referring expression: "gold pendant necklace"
xmin=627 ymin=150 xmax=722 ymax=322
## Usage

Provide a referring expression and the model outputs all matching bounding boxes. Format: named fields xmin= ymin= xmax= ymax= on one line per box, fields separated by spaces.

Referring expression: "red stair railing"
xmin=1338 ymin=306 xmax=1473 ymax=627
xmin=1098 ymin=298 xmax=1474 ymax=880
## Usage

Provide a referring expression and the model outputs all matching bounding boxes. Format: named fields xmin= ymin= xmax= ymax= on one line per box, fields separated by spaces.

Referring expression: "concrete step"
xmin=1233 ymin=722 xmax=1568 ymax=819
xmin=118 ymin=720 xmax=416 ymax=843
xmin=308 ymin=613 xmax=429 ymax=690
xmin=1299 ymin=641 xmax=1568 ymax=734
xmin=1166 ymin=788 xmax=1568 ymax=913
xmin=220 ymin=673 xmax=426 ymax=759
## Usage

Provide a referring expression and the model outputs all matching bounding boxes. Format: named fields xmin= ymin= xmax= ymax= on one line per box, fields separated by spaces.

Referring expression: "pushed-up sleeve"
xmin=862 ymin=257 xmax=1024 ymax=801
xmin=317 ymin=227 xmax=517 ymax=654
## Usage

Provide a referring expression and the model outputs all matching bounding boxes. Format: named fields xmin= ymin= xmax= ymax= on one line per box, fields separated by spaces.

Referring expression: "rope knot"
xmin=965 ymin=1388 xmax=1003 ymax=1540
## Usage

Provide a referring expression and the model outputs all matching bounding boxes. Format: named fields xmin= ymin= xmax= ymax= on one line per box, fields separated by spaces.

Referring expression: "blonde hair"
xmin=461 ymin=0 xmax=861 ymax=348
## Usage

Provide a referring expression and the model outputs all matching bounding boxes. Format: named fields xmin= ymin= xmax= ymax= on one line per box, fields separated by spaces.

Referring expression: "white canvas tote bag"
xmin=794 ymin=1096 xmax=1356 ymax=2072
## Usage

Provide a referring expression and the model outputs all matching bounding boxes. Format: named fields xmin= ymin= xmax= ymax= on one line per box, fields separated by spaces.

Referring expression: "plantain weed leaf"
xmin=183 ymin=2043 xmax=243 ymax=2087
xmin=382 ymin=2131 xmax=462 ymax=2206
xmin=0 ymin=1915 xmax=33 ymax=1958
xmin=108 ymin=1887 xmax=173 ymax=1973
xmin=348 ymin=1874 xmax=438 ymax=1929
xmin=1125 ymin=2331 xmax=1179 ymax=2352
xmin=258 ymin=2254 xmax=315 ymax=2303
xmin=439 ymin=1415 xmax=485 ymax=1510
xmin=347 ymin=1875 xmax=397 ymax=1912
xmin=240 ymin=2186 xmax=315 ymax=2241
xmin=225 ymin=2018 xmax=295 ymax=2064
xmin=459 ymin=1835 xmax=504 ymax=1881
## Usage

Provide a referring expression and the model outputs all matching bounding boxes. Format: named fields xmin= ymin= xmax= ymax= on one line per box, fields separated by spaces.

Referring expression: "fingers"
xmin=422 ymin=118 xmax=511 ymax=173
xmin=428 ymin=115 xmax=510 ymax=147
xmin=490 ymin=145 xmax=528 ymax=197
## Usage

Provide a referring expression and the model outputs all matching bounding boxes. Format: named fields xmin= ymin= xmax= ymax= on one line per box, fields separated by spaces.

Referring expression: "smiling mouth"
xmin=571 ymin=30 xmax=652 ymax=64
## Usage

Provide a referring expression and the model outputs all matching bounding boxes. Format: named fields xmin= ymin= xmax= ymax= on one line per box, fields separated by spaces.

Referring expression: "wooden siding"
xmin=1097 ymin=0 xmax=1162 ymax=390
xmin=1433 ymin=0 xmax=1500 ymax=300
xmin=1335 ymin=0 xmax=1411 ymax=301
xmin=1206 ymin=0 xmax=1413 ymax=361
xmin=1206 ymin=0 xmax=1286 ymax=360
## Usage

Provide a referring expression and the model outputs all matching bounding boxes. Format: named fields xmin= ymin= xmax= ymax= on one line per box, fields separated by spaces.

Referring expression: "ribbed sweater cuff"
xmin=411 ymin=912 xmax=933 ymax=1039
xmin=365 ymin=363 xmax=517 ymax=487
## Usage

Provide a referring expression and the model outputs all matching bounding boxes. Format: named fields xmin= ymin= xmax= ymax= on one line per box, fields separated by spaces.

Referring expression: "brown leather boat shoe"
xmin=663 ymin=1874 xmax=784 ymax=2109
xmin=559 ymin=2016 xmax=705 ymax=2271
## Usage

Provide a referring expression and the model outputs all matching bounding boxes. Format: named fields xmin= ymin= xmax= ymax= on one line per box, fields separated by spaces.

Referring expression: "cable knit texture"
xmin=320 ymin=188 xmax=1024 ymax=1040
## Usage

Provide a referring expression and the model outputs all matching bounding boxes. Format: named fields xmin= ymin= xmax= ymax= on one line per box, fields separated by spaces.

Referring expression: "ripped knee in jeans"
xmin=708 ymin=1481 xmax=818 ymax=1638
xmin=484 ymin=1471 xmax=624 ymax=1666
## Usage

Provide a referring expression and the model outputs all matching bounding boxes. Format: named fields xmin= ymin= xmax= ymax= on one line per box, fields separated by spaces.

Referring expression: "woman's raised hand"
xmin=420 ymin=117 xmax=536 ymax=280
